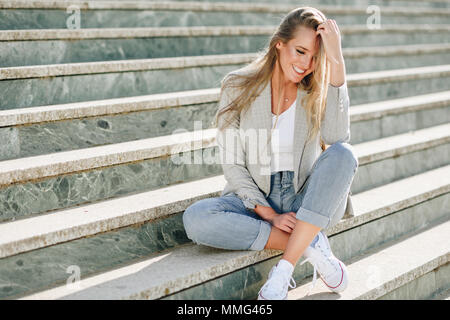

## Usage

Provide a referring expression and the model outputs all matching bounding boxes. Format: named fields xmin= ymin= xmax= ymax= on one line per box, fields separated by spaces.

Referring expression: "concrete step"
xmin=288 ymin=220 xmax=450 ymax=300
xmin=1 ymin=51 xmax=449 ymax=109
xmin=1 ymin=86 xmax=449 ymax=160
xmin=0 ymin=119 xmax=448 ymax=222
xmin=2 ymin=25 xmax=450 ymax=67
xmin=432 ymin=288 xmax=450 ymax=300
xmin=111 ymin=0 xmax=450 ymax=9
xmin=0 ymin=129 xmax=449 ymax=258
xmin=53 ymin=0 xmax=450 ymax=9
xmin=1 ymin=1 xmax=450 ymax=29
xmin=16 ymin=193 xmax=449 ymax=300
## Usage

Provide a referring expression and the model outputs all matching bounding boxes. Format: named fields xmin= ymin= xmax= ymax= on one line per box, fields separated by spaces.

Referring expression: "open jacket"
xmin=216 ymin=66 xmax=354 ymax=217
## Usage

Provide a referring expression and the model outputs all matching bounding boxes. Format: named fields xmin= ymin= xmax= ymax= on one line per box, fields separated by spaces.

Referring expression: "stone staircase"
xmin=0 ymin=0 xmax=448 ymax=300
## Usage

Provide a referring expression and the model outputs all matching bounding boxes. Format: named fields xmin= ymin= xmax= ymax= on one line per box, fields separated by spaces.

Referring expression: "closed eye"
xmin=296 ymin=50 xmax=305 ymax=55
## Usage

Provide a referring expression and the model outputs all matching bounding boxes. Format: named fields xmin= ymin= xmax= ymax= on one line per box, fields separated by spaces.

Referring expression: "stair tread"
xmin=2 ymin=50 xmax=450 ymax=80
xmin=289 ymin=219 xmax=450 ymax=300
xmin=0 ymin=121 xmax=448 ymax=186
xmin=3 ymin=1 xmax=450 ymax=14
xmin=20 ymin=209 xmax=450 ymax=300
xmin=0 ymin=143 xmax=448 ymax=257
xmin=1 ymin=82 xmax=449 ymax=129
xmin=2 ymin=24 xmax=450 ymax=41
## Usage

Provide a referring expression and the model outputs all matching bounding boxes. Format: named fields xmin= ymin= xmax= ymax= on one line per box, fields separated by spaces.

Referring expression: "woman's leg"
xmin=282 ymin=142 xmax=358 ymax=265
xmin=182 ymin=193 xmax=272 ymax=251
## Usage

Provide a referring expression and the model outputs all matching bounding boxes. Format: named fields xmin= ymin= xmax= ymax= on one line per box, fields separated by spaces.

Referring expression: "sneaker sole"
xmin=257 ymin=292 xmax=288 ymax=300
xmin=321 ymin=261 xmax=348 ymax=293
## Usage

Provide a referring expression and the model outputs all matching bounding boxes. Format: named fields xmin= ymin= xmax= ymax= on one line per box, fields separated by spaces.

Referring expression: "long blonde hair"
xmin=213 ymin=6 xmax=331 ymax=151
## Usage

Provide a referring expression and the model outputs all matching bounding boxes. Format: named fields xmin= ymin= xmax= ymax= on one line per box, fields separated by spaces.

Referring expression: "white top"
xmin=270 ymin=99 xmax=296 ymax=173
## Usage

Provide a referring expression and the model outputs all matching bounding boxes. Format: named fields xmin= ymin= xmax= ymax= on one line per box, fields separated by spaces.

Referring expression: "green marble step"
xmin=0 ymin=122 xmax=448 ymax=225
xmin=431 ymin=288 xmax=450 ymax=300
xmin=1 ymin=51 xmax=450 ymax=109
xmin=14 ymin=182 xmax=450 ymax=300
xmin=1 ymin=86 xmax=449 ymax=161
xmin=1 ymin=157 xmax=449 ymax=259
xmin=0 ymin=165 xmax=448 ymax=299
xmin=2 ymin=25 xmax=450 ymax=67
xmin=74 ymin=0 xmax=450 ymax=9
xmin=1 ymin=1 xmax=450 ymax=29
xmin=288 ymin=219 xmax=450 ymax=300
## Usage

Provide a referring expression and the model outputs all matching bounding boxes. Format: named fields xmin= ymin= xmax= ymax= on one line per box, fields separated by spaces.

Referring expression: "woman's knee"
xmin=327 ymin=142 xmax=359 ymax=170
xmin=182 ymin=198 xmax=222 ymax=241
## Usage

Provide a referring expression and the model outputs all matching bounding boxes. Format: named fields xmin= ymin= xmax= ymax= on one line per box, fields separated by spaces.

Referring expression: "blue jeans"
xmin=183 ymin=142 xmax=358 ymax=251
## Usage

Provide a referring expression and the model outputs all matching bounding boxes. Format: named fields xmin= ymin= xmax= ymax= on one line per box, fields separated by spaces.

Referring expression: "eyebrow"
xmin=296 ymin=45 xmax=310 ymax=51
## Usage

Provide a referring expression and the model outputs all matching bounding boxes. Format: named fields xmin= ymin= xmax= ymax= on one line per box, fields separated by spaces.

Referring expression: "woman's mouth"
xmin=293 ymin=65 xmax=305 ymax=76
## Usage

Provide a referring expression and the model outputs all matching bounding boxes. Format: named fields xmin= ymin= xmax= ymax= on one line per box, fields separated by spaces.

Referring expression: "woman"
xmin=183 ymin=7 xmax=358 ymax=300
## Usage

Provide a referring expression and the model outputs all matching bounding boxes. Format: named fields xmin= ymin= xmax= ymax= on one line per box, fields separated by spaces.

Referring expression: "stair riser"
xmin=0 ymin=213 xmax=190 ymax=300
xmin=22 ymin=0 xmax=450 ymax=8
xmin=121 ymin=0 xmax=450 ymax=8
xmin=0 ymin=64 xmax=235 ymax=109
xmin=1 ymin=9 xmax=449 ymax=30
xmin=352 ymin=104 xmax=450 ymax=144
xmin=162 ymin=194 xmax=449 ymax=299
xmin=0 ymin=148 xmax=221 ymax=223
xmin=2 ymin=35 xmax=450 ymax=67
xmin=0 ymin=102 xmax=217 ymax=161
xmin=377 ymin=262 xmax=450 ymax=300
xmin=349 ymin=75 xmax=450 ymax=105
xmin=1 ymin=65 xmax=449 ymax=109
xmin=354 ymin=143 xmax=450 ymax=193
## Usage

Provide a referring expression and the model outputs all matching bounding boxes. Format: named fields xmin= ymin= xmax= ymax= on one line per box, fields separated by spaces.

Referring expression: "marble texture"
xmin=351 ymin=105 xmax=450 ymax=144
xmin=378 ymin=263 xmax=450 ymax=300
xmin=352 ymin=142 xmax=450 ymax=194
xmin=1 ymin=5 xmax=450 ymax=30
xmin=0 ymin=64 xmax=240 ymax=109
xmin=347 ymin=75 xmax=450 ymax=105
xmin=0 ymin=147 xmax=222 ymax=222
xmin=2 ymin=100 xmax=448 ymax=162
xmin=0 ymin=36 xmax=265 ymax=67
xmin=0 ymin=212 xmax=191 ymax=299
xmin=85 ymin=0 xmax=450 ymax=8
xmin=2 ymin=30 xmax=450 ymax=67
xmin=1 ymin=62 xmax=449 ymax=110
xmin=3 ymin=0 xmax=450 ymax=8
xmin=0 ymin=101 xmax=217 ymax=161
xmin=0 ymin=124 xmax=447 ymax=221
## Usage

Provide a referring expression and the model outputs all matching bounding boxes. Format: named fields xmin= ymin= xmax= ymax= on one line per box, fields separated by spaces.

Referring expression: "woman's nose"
xmin=299 ymin=57 xmax=312 ymax=70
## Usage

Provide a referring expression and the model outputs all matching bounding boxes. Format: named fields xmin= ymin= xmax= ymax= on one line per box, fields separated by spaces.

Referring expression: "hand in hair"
xmin=316 ymin=19 xmax=344 ymax=65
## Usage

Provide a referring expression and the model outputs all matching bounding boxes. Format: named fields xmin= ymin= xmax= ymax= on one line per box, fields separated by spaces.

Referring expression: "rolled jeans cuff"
xmin=249 ymin=220 xmax=272 ymax=251
xmin=296 ymin=207 xmax=330 ymax=229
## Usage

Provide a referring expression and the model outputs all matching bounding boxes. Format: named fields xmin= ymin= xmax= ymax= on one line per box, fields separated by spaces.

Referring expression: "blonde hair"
xmin=213 ymin=6 xmax=332 ymax=151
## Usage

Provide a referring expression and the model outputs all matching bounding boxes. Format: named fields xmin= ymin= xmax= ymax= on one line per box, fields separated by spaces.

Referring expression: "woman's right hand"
xmin=269 ymin=212 xmax=297 ymax=234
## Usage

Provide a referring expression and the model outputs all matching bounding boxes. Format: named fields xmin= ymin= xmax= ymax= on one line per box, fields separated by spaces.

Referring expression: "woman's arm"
xmin=216 ymin=84 xmax=274 ymax=217
xmin=317 ymin=19 xmax=351 ymax=144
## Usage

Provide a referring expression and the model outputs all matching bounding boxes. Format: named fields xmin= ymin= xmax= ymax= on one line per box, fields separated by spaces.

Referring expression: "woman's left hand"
xmin=316 ymin=19 xmax=344 ymax=64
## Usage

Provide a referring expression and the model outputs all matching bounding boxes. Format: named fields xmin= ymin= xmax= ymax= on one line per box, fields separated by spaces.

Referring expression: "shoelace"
xmin=300 ymin=257 xmax=317 ymax=296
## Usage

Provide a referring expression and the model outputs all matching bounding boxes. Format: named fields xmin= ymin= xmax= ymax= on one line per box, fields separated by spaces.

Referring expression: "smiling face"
xmin=275 ymin=26 xmax=319 ymax=85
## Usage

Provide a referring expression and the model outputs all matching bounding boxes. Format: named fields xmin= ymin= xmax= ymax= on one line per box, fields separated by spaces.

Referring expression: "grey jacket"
xmin=216 ymin=66 xmax=354 ymax=217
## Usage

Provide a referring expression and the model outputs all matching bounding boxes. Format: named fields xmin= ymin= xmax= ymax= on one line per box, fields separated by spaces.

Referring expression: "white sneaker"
xmin=301 ymin=231 xmax=348 ymax=294
xmin=257 ymin=263 xmax=297 ymax=300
